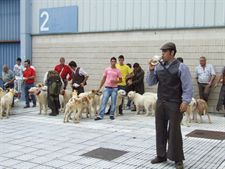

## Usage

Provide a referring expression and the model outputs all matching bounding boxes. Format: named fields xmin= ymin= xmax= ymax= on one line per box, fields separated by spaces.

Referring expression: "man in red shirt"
xmin=23 ymin=59 xmax=36 ymax=108
xmin=54 ymin=57 xmax=72 ymax=89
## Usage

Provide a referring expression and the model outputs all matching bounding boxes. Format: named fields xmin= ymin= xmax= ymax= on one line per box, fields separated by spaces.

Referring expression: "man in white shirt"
xmin=14 ymin=57 xmax=23 ymax=99
xmin=195 ymin=56 xmax=216 ymax=102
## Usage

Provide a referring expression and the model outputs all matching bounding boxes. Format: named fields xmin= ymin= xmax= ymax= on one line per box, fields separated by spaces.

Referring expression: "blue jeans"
xmin=98 ymin=87 xmax=118 ymax=118
xmin=24 ymin=83 xmax=36 ymax=106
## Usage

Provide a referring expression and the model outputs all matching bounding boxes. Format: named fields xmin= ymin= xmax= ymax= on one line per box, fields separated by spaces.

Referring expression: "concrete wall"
xmin=32 ymin=28 xmax=225 ymax=113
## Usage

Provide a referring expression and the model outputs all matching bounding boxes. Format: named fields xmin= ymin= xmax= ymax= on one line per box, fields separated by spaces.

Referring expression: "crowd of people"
xmin=0 ymin=47 xmax=224 ymax=116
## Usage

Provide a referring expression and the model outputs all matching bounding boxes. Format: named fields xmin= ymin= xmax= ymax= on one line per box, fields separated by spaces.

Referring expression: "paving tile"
xmin=88 ymin=160 xmax=118 ymax=169
xmin=60 ymin=155 xmax=83 ymax=162
xmin=2 ymin=151 xmax=24 ymax=158
xmin=62 ymin=162 xmax=88 ymax=169
xmin=32 ymin=165 xmax=56 ymax=169
xmin=0 ymin=156 xmax=9 ymax=162
xmin=16 ymin=147 xmax=38 ymax=154
xmin=13 ymin=161 xmax=38 ymax=169
xmin=76 ymin=157 xmax=101 ymax=165
xmin=0 ymin=159 xmax=22 ymax=167
xmin=218 ymin=161 xmax=225 ymax=169
xmin=109 ymin=163 xmax=137 ymax=169
xmin=14 ymin=154 xmax=38 ymax=161
xmin=30 ymin=150 xmax=51 ymax=156
xmin=43 ymin=159 xmax=70 ymax=168
xmin=0 ymin=166 xmax=14 ymax=169
xmin=30 ymin=156 xmax=53 ymax=164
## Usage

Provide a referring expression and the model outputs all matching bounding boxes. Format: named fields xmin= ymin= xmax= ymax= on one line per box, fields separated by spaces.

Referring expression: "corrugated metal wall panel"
xmin=215 ymin=0 xmax=225 ymax=26
xmin=103 ymin=0 xmax=110 ymax=31
xmin=149 ymin=0 xmax=158 ymax=29
xmin=0 ymin=43 xmax=20 ymax=86
xmin=0 ymin=0 xmax=20 ymax=40
xmin=0 ymin=0 xmax=20 ymax=87
xmin=204 ymin=0 xmax=215 ymax=26
xmin=82 ymin=0 xmax=90 ymax=32
xmin=118 ymin=0 xmax=126 ymax=30
xmin=194 ymin=0 xmax=204 ymax=27
xmin=31 ymin=0 xmax=225 ymax=34
xmin=166 ymin=0 xmax=176 ymax=28
xmin=185 ymin=0 xmax=195 ymax=27
xmin=158 ymin=0 xmax=166 ymax=28
xmin=141 ymin=0 xmax=149 ymax=29
xmin=90 ymin=0 xmax=97 ymax=32
xmin=133 ymin=0 xmax=141 ymax=29
xmin=176 ymin=0 xmax=185 ymax=27
xmin=110 ymin=0 xmax=118 ymax=31
xmin=96 ymin=0 xmax=104 ymax=31
xmin=125 ymin=0 xmax=133 ymax=30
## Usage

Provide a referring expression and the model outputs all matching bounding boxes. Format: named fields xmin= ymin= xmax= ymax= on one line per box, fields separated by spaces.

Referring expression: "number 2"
xmin=40 ymin=11 xmax=49 ymax=31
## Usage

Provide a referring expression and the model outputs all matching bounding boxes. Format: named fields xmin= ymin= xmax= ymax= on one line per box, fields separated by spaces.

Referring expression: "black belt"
xmin=198 ymin=82 xmax=208 ymax=85
xmin=105 ymin=86 xmax=118 ymax=89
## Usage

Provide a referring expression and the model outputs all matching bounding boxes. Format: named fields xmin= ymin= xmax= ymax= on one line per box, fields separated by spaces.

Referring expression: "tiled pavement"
xmin=0 ymin=102 xmax=225 ymax=169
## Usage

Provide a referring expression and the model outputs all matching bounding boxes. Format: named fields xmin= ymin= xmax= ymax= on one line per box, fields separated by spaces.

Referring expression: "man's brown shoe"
xmin=151 ymin=157 xmax=167 ymax=164
xmin=175 ymin=161 xmax=184 ymax=169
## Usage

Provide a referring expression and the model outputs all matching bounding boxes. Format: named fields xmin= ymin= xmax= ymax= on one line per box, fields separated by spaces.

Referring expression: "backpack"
xmin=47 ymin=71 xmax=62 ymax=96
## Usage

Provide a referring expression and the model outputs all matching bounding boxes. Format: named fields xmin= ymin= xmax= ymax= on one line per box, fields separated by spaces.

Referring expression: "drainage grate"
xmin=186 ymin=129 xmax=225 ymax=140
xmin=82 ymin=148 xmax=128 ymax=161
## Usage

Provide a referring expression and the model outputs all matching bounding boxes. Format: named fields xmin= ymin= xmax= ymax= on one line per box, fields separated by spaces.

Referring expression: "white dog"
xmin=80 ymin=90 xmax=103 ymax=116
xmin=0 ymin=89 xmax=16 ymax=119
xmin=128 ymin=91 xmax=156 ymax=116
xmin=99 ymin=89 xmax=126 ymax=116
xmin=182 ymin=98 xmax=197 ymax=127
xmin=64 ymin=96 xmax=91 ymax=123
xmin=64 ymin=97 xmax=78 ymax=123
xmin=92 ymin=91 xmax=102 ymax=115
xmin=60 ymin=89 xmax=72 ymax=113
xmin=107 ymin=89 xmax=126 ymax=116
xmin=79 ymin=90 xmax=99 ymax=118
xmin=29 ymin=84 xmax=48 ymax=115
xmin=0 ymin=87 xmax=6 ymax=101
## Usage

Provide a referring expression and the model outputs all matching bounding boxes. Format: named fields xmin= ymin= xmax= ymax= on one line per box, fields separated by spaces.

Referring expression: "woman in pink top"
xmin=95 ymin=57 xmax=122 ymax=120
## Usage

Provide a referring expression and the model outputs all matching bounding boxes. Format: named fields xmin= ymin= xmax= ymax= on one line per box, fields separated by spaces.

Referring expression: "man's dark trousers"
xmin=155 ymin=100 xmax=184 ymax=162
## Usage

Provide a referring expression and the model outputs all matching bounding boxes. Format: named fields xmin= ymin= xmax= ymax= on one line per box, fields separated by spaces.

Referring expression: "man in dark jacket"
xmin=127 ymin=63 xmax=145 ymax=111
xmin=216 ymin=66 xmax=225 ymax=116
xmin=147 ymin=42 xmax=193 ymax=169
xmin=131 ymin=63 xmax=145 ymax=94
xmin=47 ymin=71 xmax=62 ymax=116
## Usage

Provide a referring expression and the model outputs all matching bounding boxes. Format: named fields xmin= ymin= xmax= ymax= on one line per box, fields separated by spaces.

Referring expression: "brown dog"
xmin=193 ymin=99 xmax=212 ymax=123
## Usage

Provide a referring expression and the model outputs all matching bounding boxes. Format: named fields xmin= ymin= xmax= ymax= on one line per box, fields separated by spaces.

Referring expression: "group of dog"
xmin=28 ymin=84 xmax=127 ymax=123
xmin=0 ymin=84 xmax=211 ymax=126
xmin=127 ymin=91 xmax=211 ymax=126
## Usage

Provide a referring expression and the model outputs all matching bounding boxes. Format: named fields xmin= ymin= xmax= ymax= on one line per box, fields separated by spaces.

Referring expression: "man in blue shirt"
xmin=146 ymin=42 xmax=193 ymax=169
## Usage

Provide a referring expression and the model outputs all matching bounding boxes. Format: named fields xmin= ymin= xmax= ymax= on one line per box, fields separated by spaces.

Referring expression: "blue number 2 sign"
xmin=39 ymin=6 xmax=78 ymax=34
